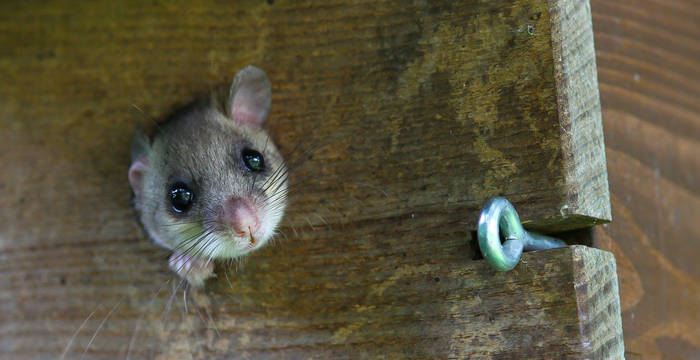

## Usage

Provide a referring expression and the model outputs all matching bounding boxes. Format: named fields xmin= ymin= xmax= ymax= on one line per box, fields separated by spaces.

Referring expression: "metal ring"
xmin=477 ymin=197 xmax=567 ymax=271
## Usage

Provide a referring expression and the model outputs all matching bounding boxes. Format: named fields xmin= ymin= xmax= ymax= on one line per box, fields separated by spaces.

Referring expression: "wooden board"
xmin=0 ymin=0 xmax=618 ymax=359
xmin=3 ymin=245 xmax=622 ymax=359
xmin=589 ymin=0 xmax=700 ymax=358
xmin=0 ymin=0 xmax=610 ymax=235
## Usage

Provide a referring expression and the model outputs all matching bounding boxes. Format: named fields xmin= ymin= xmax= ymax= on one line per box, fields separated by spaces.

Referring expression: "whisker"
xmin=171 ymin=228 xmax=213 ymax=256
xmin=80 ymin=300 xmax=122 ymax=360
xmin=183 ymin=286 xmax=189 ymax=314
xmin=161 ymin=278 xmax=187 ymax=324
xmin=60 ymin=302 xmax=102 ymax=360
xmin=305 ymin=217 xmax=317 ymax=231
xmin=126 ymin=278 xmax=172 ymax=360
xmin=275 ymin=229 xmax=289 ymax=242
xmin=204 ymin=305 xmax=221 ymax=338
xmin=173 ymin=233 xmax=214 ymax=276
xmin=312 ymin=213 xmax=332 ymax=231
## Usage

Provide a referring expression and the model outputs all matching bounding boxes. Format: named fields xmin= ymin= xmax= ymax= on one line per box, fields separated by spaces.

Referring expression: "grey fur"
xmin=129 ymin=67 xmax=287 ymax=263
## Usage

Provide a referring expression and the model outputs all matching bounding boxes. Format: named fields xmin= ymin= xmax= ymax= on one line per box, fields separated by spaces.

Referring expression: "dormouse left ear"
xmin=228 ymin=65 xmax=271 ymax=128
xmin=128 ymin=128 xmax=151 ymax=199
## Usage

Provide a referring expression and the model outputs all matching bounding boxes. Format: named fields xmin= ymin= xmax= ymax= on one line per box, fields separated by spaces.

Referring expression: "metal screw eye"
xmin=477 ymin=197 xmax=567 ymax=271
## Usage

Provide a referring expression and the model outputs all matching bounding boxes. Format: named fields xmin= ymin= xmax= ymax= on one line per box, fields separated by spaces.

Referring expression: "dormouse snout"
xmin=220 ymin=197 xmax=260 ymax=237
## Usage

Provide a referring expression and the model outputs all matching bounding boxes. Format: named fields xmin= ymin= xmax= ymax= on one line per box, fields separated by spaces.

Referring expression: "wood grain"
xmin=544 ymin=0 xmax=611 ymax=232
xmin=572 ymin=245 xmax=624 ymax=359
xmin=589 ymin=0 xmax=700 ymax=358
xmin=0 ymin=0 xmax=617 ymax=359
xmin=2 ymin=243 xmax=622 ymax=359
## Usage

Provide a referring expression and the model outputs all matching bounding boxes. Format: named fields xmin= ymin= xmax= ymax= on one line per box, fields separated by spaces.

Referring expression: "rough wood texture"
xmin=589 ymin=0 xmax=700 ymax=358
xmin=3 ymin=243 xmax=622 ymax=359
xmin=0 ymin=0 xmax=618 ymax=359
xmin=543 ymin=0 xmax=611 ymax=231
xmin=572 ymin=246 xmax=624 ymax=359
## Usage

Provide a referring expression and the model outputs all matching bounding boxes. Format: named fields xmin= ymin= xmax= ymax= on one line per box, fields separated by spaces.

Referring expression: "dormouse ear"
xmin=228 ymin=65 xmax=271 ymax=127
xmin=130 ymin=126 xmax=150 ymax=163
xmin=129 ymin=159 xmax=147 ymax=198
xmin=128 ymin=128 xmax=151 ymax=198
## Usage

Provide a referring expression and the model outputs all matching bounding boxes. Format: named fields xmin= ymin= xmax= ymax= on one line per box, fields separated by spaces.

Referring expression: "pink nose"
xmin=221 ymin=198 xmax=259 ymax=236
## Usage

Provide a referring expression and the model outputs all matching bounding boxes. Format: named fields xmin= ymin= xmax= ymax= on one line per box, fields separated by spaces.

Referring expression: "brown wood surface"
xmin=544 ymin=0 xmax=611 ymax=232
xmin=4 ymin=243 xmax=622 ymax=359
xmin=0 ymin=0 xmax=620 ymax=359
xmin=589 ymin=0 xmax=700 ymax=359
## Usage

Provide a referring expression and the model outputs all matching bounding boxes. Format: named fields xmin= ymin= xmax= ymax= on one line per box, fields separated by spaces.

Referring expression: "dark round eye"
xmin=242 ymin=148 xmax=265 ymax=172
xmin=169 ymin=182 xmax=193 ymax=213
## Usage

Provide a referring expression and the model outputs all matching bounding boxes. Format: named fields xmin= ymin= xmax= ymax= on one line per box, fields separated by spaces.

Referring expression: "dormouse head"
xmin=128 ymin=66 xmax=287 ymax=260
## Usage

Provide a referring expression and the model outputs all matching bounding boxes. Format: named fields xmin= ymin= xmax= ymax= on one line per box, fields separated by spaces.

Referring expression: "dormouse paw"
xmin=168 ymin=252 xmax=216 ymax=288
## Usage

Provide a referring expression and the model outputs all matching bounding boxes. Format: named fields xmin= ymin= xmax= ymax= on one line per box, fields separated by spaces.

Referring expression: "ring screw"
xmin=477 ymin=197 xmax=567 ymax=271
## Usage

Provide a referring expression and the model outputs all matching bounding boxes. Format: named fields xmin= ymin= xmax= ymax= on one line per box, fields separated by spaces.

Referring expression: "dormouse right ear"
xmin=128 ymin=128 xmax=151 ymax=198
xmin=228 ymin=65 xmax=271 ymax=128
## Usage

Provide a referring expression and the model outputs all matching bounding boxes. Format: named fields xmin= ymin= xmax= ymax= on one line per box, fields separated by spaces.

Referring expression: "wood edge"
xmin=547 ymin=0 xmax=612 ymax=223
xmin=524 ymin=213 xmax=611 ymax=233
xmin=571 ymin=245 xmax=625 ymax=359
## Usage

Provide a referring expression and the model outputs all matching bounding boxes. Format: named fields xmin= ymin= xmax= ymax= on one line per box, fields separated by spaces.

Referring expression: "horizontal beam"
xmin=1 ymin=245 xmax=623 ymax=358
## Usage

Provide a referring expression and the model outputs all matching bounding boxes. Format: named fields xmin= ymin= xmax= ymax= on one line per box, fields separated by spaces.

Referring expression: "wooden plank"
xmin=2 ymin=245 xmax=622 ymax=359
xmin=572 ymin=245 xmax=625 ymax=359
xmin=589 ymin=0 xmax=700 ymax=357
xmin=540 ymin=0 xmax=611 ymax=231
xmin=0 ymin=0 xmax=609 ymax=236
xmin=0 ymin=0 xmax=617 ymax=359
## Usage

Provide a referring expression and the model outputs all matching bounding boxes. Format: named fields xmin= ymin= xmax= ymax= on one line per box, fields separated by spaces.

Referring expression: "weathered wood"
xmin=3 ymin=245 xmax=622 ymax=359
xmin=0 ymin=0 xmax=617 ymax=359
xmin=572 ymin=245 xmax=624 ymax=359
xmin=0 ymin=0 xmax=609 ymax=236
xmin=589 ymin=0 xmax=700 ymax=358
xmin=536 ymin=0 xmax=611 ymax=232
